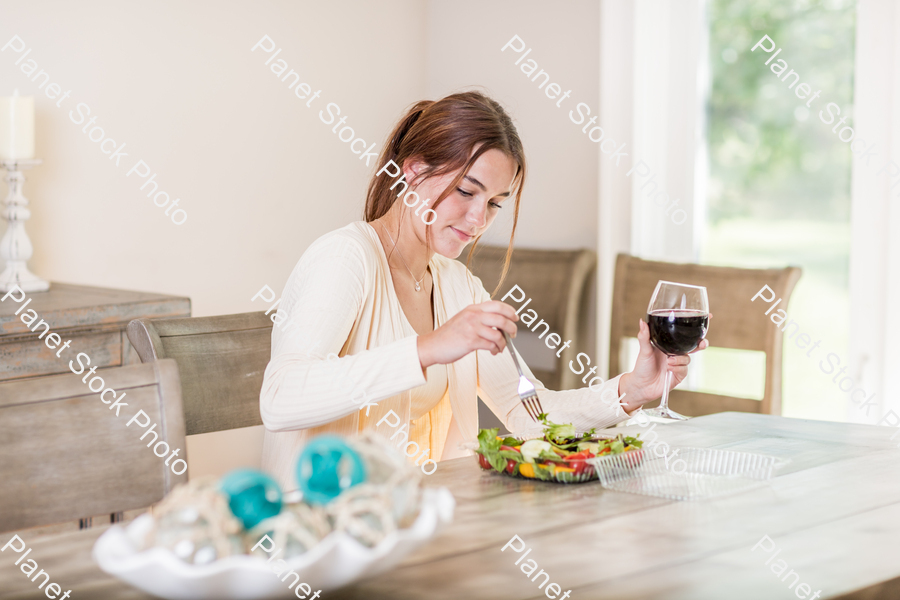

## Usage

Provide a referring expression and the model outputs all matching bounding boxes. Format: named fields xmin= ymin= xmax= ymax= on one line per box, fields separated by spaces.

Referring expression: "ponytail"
xmin=388 ymin=103 xmax=429 ymax=158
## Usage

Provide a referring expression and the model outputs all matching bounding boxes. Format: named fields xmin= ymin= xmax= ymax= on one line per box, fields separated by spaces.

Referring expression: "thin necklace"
xmin=377 ymin=220 xmax=428 ymax=292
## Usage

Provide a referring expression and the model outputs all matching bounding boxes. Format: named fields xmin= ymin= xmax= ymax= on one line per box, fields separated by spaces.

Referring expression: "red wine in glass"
xmin=647 ymin=310 xmax=709 ymax=355
xmin=642 ymin=281 xmax=710 ymax=421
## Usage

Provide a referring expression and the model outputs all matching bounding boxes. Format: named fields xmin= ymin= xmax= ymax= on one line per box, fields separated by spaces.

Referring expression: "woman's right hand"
xmin=417 ymin=301 xmax=519 ymax=369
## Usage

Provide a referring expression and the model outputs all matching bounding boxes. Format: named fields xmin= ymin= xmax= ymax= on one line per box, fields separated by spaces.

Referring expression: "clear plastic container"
xmin=589 ymin=447 xmax=786 ymax=500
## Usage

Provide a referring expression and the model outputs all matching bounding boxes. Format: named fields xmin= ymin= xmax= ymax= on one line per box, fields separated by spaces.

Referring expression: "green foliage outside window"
xmin=707 ymin=0 xmax=855 ymax=223
xmin=699 ymin=0 xmax=856 ymax=420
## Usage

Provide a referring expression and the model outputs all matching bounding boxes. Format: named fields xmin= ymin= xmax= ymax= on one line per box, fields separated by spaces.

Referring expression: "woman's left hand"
xmin=618 ymin=317 xmax=710 ymax=412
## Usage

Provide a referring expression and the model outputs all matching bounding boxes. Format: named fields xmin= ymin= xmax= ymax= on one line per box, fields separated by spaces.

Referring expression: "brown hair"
xmin=364 ymin=91 xmax=526 ymax=297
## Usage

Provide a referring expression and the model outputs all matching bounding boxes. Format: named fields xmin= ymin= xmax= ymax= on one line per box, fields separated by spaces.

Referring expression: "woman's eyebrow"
xmin=464 ymin=175 xmax=511 ymax=197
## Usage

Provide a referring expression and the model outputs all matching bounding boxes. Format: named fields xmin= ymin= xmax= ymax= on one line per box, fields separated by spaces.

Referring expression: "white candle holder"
xmin=0 ymin=159 xmax=49 ymax=293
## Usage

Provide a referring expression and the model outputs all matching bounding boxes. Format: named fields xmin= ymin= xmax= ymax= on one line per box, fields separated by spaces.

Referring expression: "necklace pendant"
xmin=415 ymin=282 xmax=421 ymax=292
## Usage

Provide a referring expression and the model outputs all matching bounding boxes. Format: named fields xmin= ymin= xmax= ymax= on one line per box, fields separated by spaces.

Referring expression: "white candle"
xmin=0 ymin=90 xmax=35 ymax=160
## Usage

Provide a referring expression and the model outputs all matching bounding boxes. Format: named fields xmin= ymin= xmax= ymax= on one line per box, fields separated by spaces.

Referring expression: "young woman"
xmin=259 ymin=91 xmax=705 ymax=490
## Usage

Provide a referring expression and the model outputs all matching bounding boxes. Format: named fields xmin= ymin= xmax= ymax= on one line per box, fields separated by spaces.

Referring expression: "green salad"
xmin=475 ymin=414 xmax=643 ymax=483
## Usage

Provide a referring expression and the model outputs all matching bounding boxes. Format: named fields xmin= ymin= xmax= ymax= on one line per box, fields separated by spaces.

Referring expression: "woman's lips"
xmin=451 ymin=227 xmax=474 ymax=241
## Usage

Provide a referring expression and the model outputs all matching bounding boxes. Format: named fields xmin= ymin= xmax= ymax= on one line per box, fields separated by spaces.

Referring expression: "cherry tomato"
xmin=477 ymin=453 xmax=491 ymax=470
xmin=564 ymin=450 xmax=596 ymax=476
xmin=563 ymin=450 xmax=593 ymax=462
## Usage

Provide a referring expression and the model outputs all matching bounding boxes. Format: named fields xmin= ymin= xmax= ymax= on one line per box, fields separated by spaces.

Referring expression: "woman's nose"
xmin=466 ymin=201 xmax=487 ymax=228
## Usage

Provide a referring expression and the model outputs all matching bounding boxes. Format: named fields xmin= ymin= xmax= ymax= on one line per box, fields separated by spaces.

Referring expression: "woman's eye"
xmin=489 ymin=201 xmax=502 ymax=210
xmin=456 ymin=188 xmax=474 ymax=197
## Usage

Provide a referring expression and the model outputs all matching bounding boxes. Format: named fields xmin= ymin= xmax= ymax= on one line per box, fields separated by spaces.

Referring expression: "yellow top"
xmin=410 ymin=362 xmax=449 ymax=421
xmin=259 ymin=221 xmax=628 ymax=491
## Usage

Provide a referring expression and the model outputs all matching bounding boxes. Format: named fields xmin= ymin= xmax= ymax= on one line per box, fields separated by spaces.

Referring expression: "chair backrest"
xmin=126 ymin=312 xmax=273 ymax=435
xmin=610 ymin=254 xmax=802 ymax=416
xmin=0 ymin=360 xmax=186 ymax=532
xmin=462 ymin=244 xmax=597 ymax=390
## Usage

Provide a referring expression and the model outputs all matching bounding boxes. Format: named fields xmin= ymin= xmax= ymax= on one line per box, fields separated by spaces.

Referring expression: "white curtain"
xmin=596 ymin=0 xmax=707 ymax=378
xmin=849 ymin=0 xmax=900 ymax=424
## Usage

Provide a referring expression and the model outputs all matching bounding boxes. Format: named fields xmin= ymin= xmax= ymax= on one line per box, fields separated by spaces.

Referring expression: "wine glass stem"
xmin=659 ymin=368 xmax=674 ymax=413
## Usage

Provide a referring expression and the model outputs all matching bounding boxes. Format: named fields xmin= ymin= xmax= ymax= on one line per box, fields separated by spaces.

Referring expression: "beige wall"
xmin=0 ymin=0 xmax=601 ymax=478
xmin=426 ymin=0 xmax=601 ymax=252
xmin=1 ymin=0 xmax=427 ymax=317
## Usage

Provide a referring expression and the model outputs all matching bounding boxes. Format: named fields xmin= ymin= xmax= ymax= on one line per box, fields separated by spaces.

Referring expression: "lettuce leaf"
xmin=531 ymin=463 xmax=554 ymax=481
xmin=499 ymin=450 xmax=524 ymax=461
xmin=487 ymin=454 xmax=508 ymax=473
xmin=538 ymin=414 xmax=577 ymax=444
xmin=536 ymin=449 xmax=566 ymax=463
xmin=477 ymin=428 xmax=501 ymax=454
xmin=476 ymin=428 xmax=507 ymax=473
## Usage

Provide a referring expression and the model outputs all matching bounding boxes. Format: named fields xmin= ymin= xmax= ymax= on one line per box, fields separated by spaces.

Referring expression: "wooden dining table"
xmin=3 ymin=412 xmax=900 ymax=600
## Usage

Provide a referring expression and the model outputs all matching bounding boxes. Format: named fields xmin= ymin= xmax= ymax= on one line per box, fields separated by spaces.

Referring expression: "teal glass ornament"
xmin=219 ymin=469 xmax=283 ymax=529
xmin=296 ymin=436 xmax=366 ymax=505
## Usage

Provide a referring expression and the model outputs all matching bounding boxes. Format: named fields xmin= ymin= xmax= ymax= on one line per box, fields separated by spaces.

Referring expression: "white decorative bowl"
xmin=92 ymin=487 xmax=455 ymax=599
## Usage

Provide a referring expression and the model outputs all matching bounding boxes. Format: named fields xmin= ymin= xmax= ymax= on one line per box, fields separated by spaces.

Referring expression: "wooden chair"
xmin=609 ymin=253 xmax=802 ymax=416
xmin=0 ymin=360 xmax=186 ymax=533
xmin=126 ymin=312 xmax=272 ymax=435
xmin=462 ymin=244 xmax=597 ymax=390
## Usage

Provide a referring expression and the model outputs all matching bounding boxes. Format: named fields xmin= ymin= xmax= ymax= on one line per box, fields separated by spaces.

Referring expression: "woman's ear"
xmin=401 ymin=158 xmax=426 ymax=185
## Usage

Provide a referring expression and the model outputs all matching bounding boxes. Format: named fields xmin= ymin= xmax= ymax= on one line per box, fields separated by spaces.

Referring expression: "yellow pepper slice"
xmin=518 ymin=463 xmax=535 ymax=478
xmin=553 ymin=466 xmax=576 ymax=473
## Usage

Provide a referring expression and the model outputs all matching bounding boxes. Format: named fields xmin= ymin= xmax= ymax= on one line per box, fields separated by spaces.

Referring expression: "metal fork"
xmin=502 ymin=330 xmax=544 ymax=422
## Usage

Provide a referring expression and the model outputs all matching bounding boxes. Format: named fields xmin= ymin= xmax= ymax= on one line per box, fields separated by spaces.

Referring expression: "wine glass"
xmin=642 ymin=280 xmax=710 ymax=421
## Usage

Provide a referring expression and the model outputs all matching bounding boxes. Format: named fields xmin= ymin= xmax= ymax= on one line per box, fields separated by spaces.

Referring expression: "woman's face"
xmin=401 ymin=148 xmax=518 ymax=259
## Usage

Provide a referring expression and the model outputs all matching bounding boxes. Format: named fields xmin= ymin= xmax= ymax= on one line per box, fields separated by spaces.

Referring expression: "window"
xmin=699 ymin=0 xmax=856 ymax=419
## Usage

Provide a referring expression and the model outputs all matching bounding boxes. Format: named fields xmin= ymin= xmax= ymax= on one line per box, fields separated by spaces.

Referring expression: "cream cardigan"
xmin=259 ymin=221 xmax=630 ymax=491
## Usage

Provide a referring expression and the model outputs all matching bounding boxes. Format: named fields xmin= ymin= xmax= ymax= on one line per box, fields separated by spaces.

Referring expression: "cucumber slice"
xmin=576 ymin=442 xmax=600 ymax=454
xmin=520 ymin=439 xmax=552 ymax=464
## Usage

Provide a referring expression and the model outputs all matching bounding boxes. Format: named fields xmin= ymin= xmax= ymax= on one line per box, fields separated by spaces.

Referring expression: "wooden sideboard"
xmin=0 ymin=282 xmax=190 ymax=383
